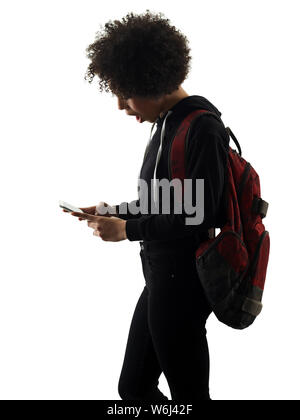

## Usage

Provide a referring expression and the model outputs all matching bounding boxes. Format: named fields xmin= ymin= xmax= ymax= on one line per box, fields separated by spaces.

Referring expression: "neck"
xmin=158 ymin=86 xmax=189 ymax=118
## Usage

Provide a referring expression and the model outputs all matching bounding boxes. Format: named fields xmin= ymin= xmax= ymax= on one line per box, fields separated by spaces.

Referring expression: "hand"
xmin=61 ymin=205 xmax=97 ymax=220
xmin=62 ymin=202 xmax=117 ymax=220
xmin=95 ymin=201 xmax=118 ymax=217
xmin=70 ymin=212 xmax=127 ymax=242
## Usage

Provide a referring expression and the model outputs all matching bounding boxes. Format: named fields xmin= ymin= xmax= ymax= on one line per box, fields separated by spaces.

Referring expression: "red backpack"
xmin=169 ymin=109 xmax=270 ymax=329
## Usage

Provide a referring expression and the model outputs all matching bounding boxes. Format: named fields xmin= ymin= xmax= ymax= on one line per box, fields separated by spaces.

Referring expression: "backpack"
xmin=169 ymin=109 xmax=270 ymax=329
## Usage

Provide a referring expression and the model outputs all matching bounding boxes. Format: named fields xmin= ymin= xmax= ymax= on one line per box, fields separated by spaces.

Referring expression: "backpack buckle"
xmin=252 ymin=197 xmax=269 ymax=218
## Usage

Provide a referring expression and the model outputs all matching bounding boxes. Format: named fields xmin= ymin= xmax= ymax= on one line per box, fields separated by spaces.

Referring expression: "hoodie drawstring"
xmin=153 ymin=110 xmax=173 ymax=207
xmin=137 ymin=120 xmax=157 ymax=189
xmin=137 ymin=110 xmax=173 ymax=211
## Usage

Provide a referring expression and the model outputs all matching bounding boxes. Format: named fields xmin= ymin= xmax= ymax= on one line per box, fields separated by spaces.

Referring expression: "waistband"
xmin=139 ymin=235 xmax=206 ymax=254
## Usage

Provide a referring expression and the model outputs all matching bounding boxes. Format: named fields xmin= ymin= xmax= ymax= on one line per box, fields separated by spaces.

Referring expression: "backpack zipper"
xmin=196 ymin=229 xmax=248 ymax=261
xmin=247 ymin=230 xmax=269 ymax=279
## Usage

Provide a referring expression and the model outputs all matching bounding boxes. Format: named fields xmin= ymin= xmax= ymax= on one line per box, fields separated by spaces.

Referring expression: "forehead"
xmin=116 ymin=91 xmax=161 ymax=108
xmin=127 ymin=96 xmax=158 ymax=108
xmin=118 ymin=96 xmax=149 ymax=108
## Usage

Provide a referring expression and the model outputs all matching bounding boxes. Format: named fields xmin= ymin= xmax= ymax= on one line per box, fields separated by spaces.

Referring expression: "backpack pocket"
xmin=195 ymin=230 xmax=249 ymax=309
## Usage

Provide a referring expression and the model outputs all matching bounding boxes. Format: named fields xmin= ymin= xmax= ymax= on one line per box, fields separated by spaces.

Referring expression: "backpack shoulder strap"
xmin=168 ymin=109 xmax=221 ymax=181
xmin=168 ymin=109 xmax=221 ymax=239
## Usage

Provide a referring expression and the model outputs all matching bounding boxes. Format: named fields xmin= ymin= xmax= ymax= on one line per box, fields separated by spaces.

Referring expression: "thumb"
xmin=96 ymin=201 xmax=116 ymax=216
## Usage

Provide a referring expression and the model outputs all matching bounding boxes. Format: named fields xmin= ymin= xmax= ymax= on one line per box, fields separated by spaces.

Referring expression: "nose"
xmin=117 ymin=97 xmax=123 ymax=110
xmin=117 ymin=97 xmax=130 ymax=111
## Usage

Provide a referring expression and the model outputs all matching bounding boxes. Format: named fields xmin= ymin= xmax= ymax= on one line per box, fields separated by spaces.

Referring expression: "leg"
xmin=146 ymin=251 xmax=212 ymax=401
xmin=118 ymin=285 xmax=168 ymax=400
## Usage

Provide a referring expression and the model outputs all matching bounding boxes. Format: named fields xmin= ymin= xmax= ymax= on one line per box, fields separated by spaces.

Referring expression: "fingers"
xmin=95 ymin=201 xmax=108 ymax=215
xmin=87 ymin=221 xmax=98 ymax=229
xmin=79 ymin=206 xmax=96 ymax=215
xmin=69 ymin=211 xmax=107 ymax=240
xmin=95 ymin=202 xmax=116 ymax=216
xmin=70 ymin=212 xmax=96 ymax=221
xmin=62 ymin=206 xmax=98 ymax=217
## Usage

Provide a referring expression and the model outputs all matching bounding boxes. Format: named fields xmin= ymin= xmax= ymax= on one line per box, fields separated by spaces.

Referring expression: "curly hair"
xmin=84 ymin=10 xmax=192 ymax=99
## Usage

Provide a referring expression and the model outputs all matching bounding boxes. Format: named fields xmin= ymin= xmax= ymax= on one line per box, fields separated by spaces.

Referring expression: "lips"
xmin=125 ymin=111 xmax=144 ymax=123
xmin=136 ymin=115 xmax=144 ymax=123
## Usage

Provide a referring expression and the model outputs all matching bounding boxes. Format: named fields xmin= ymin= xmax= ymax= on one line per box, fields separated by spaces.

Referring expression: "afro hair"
xmin=84 ymin=10 xmax=192 ymax=100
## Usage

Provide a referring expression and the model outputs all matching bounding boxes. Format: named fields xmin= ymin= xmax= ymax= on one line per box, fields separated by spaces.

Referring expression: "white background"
xmin=0 ymin=0 xmax=299 ymax=400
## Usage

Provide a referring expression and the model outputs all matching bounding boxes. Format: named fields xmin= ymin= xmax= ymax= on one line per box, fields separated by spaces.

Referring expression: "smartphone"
xmin=59 ymin=200 xmax=83 ymax=213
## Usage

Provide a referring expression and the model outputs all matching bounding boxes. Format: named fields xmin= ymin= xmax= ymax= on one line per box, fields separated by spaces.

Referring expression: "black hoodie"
xmin=115 ymin=95 xmax=230 ymax=251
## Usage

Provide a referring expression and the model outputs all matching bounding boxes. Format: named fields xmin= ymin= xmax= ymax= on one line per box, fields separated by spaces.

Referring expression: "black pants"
xmin=118 ymin=240 xmax=212 ymax=401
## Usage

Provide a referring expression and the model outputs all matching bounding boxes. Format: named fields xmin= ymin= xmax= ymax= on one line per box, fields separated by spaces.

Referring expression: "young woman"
xmin=69 ymin=10 xmax=229 ymax=401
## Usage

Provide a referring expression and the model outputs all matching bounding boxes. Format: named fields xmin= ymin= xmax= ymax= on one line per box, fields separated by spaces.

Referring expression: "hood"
xmin=152 ymin=95 xmax=223 ymax=207
xmin=154 ymin=95 xmax=222 ymax=128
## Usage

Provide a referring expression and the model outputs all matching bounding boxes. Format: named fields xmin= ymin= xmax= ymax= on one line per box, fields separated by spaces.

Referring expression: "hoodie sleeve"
xmin=125 ymin=115 xmax=229 ymax=241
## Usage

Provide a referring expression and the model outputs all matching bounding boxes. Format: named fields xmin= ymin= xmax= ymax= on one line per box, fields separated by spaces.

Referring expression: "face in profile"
xmin=117 ymin=95 xmax=164 ymax=124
